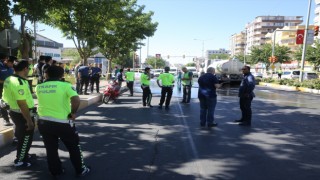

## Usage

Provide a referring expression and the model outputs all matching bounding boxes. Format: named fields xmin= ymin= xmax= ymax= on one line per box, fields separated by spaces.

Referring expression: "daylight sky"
xmin=13 ymin=0 xmax=317 ymax=64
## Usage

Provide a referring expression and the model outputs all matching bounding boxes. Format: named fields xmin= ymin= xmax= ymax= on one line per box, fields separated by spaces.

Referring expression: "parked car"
xmin=152 ymin=69 xmax=164 ymax=78
xmin=303 ymin=72 xmax=319 ymax=80
xmin=251 ymin=72 xmax=263 ymax=78
xmin=282 ymin=70 xmax=300 ymax=79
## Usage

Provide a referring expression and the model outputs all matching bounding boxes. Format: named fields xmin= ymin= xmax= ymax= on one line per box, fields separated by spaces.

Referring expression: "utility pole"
xmin=34 ymin=21 xmax=37 ymax=59
xmin=299 ymin=0 xmax=312 ymax=82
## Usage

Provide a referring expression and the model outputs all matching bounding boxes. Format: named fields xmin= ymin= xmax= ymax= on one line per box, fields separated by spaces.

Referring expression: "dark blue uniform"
xmin=238 ymin=72 xmax=255 ymax=124
xmin=78 ymin=66 xmax=90 ymax=94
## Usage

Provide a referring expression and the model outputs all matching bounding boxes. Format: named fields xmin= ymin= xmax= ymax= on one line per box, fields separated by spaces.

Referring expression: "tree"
xmin=209 ymin=53 xmax=230 ymax=60
xmin=0 ymin=0 xmax=11 ymax=29
xmin=45 ymin=0 xmax=103 ymax=65
xmin=249 ymin=44 xmax=291 ymax=69
xmin=96 ymin=0 xmax=158 ymax=78
xmin=185 ymin=62 xmax=196 ymax=67
xmin=145 ymin=57 xmax=166 ymax=68
xmin=11 ymin=0 xmax=50 ymax=58
xmin=62 ymin=48 xmax=81 ymax=65
xmin=294 ymin=41 xmax=320 ymax=71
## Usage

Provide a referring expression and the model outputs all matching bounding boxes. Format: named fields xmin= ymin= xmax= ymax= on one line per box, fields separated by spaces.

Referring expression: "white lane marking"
xmin=176 ymin=97 xmax=203 ymax=178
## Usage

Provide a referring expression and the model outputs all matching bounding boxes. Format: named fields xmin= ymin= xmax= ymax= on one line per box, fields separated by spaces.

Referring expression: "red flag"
xmin=296 ymin=29 xmax=304 ymax=44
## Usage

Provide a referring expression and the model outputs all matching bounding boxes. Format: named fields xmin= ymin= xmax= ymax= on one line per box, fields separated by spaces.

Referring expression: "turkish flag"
xmin=296 ymin=29 xmax=304 ymax=44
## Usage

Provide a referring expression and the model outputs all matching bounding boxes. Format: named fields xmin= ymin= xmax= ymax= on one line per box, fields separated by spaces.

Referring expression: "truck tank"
xmin=208 ymin=59 xmax=244 ymax=83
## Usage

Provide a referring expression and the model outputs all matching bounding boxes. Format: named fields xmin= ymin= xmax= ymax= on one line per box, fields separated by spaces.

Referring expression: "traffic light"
xmin=314 ymin=26 xmax=319 ymax=36
xmin=167 ymin=55 xmax=170 ymax=59
xmin=183 ymin=55 xmax=185 ymax=58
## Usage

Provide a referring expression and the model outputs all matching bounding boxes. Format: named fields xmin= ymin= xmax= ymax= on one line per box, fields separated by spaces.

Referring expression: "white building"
xmin=245 ymin=16 xmax=303 ymax=54
xmin=35 ymin=34 xmax=63 ymax=61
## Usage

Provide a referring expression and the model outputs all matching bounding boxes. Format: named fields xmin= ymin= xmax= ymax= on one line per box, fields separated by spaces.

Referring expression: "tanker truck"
xmin=207 ymin=58 xmax=244 ymax=83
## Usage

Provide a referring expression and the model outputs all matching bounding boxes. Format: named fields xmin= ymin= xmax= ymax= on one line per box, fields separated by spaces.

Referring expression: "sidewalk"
xmin=0 ymin=79 xmax=109 ymax=148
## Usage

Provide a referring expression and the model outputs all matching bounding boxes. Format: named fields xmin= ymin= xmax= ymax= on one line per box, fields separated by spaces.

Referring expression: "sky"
xmin=13 ymin=0 xmax=316 ymax=64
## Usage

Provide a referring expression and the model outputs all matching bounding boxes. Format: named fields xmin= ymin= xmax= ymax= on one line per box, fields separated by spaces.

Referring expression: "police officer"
xmin=3 ymin=60 xmax=35 ymax=167
xmin=157 ymin=67 xmax=175 ymax=110
xmin=35 ymin=56 xmax=45 ymax=84
xmin=235 ymin=65 xmax=256 ymax=126
xmin=125 ymin=68 xmax=135 ymax=96
xmin=90 ymin=63 xmax=101 ymax=93
xmin=36 ymin=65 xmax=91 ymax=177
xmin=41 ymin=56 xmax=53 ymax=82
xmin=0 ymin=53 xmax=15 ymax=126
xmin=140 ymin=67 xmax=153 ymax=107
xmin=181 ymin=67 xmax=193 ymax=103
xmin=78 ymin=64 xmax=90 ymax=95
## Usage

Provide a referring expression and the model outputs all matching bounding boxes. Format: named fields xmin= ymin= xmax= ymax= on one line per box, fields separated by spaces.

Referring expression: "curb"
xmin=0 ymin=93 xmax=103 ymax=148
xmin=259 ymin=82 xmax=320 ymax=94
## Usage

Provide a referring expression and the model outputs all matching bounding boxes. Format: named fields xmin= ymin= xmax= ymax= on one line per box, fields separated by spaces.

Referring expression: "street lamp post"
xmin=299 ymin=0 xmax=312 ymax=82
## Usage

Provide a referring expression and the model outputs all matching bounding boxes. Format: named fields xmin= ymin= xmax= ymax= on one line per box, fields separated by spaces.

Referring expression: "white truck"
xmin=207 ymin=58 xmax=244 ymax=83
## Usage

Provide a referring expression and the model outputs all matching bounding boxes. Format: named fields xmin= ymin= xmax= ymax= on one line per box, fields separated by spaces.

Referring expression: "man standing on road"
xmin=157 ymin=66 xmax=175 ymax=110
xmin=41 ymin=56 xmax=53 ymax=82
xmin=90 ymin=63 xmax=101 ymax=93
xmin=0 ymin=53 xmax=15 ymax=126
xmin=125 ymin=68 xmax=135 ymax=96
xmin=198 ymin=67 xmax=222 ymax=128
xmin=140 ymin=67 xmax=153 ymax=107
xmin=181 ymin=67 xmax=193 ymax=103
xmin=234 ymin=65 xmax=255 ymax=126
xmin=78 ymin=64 xmax=90 ymax=95
xmin=3 ymin=60 xmax=35 ymax=167
xmin=36 ymin=65 xmax=91 ymax=177
xmin=74 ymin=62 xmax=82 ymax=94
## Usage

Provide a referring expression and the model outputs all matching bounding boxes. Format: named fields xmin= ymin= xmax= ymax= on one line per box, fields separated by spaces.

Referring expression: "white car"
xmin=282 ymin=70 xmax=300 ymax=79
xmin=152 ymin=69 xmax=164 ymax=77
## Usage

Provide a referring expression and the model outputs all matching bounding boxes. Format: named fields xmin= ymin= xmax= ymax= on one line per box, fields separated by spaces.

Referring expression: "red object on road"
xmin=296 ymin=29 xmax=305 ymax=44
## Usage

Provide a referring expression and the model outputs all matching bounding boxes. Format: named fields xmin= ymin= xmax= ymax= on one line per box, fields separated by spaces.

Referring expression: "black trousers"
xmin=0 ymin=84 xmax=9 ymax=121
xmin=141 ymin=86 xmax=152 ymax=106
xmin=159 ymin=87 xmax=173 ymax=107
xmin=38 ymin=120 xmax=86 ymax=175
xmin=9 ymin=111 xmax=34 ymax=162
xmin=76 ymin=78 xmax=80 ymax=94
xmin=182 ymin=85 xmax=191 ymax=103
xmin=80 ymin=76 xmax=90 ymax=93
xmin=127 ymin=81 xmax=134 ymax=95
xmin=90 ymin=76 xmax=100 ymax=92
xmin=239 ymin=96 xmax=253 ymax=122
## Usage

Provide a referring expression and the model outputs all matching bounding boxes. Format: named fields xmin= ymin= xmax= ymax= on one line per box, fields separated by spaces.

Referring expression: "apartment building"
xmin=229 ymin=31 xmax=246 ymax=57
xmin=245 ymin=16 xmax=303 ymax=54
xmin=265 ymin=25 xmax=314 ymax=53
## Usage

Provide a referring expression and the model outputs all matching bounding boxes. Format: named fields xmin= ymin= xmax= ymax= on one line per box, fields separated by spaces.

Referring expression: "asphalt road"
xmin=0 ymin=82 xmax=320 ymax=180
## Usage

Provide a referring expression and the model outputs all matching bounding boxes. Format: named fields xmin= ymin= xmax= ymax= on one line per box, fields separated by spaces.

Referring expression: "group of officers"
xmin=119 ymin=66 xmax=194 ymax=109
xmin=0 ymin=53 xmax=91 ymax=177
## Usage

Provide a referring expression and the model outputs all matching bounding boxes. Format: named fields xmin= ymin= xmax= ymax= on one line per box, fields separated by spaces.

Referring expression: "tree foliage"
xmin=209 ymin=53 xmax=230 ymax=60
xmin=294 ymin=40 xmax=320 ymax=71
xmin=145 ymin=57 xmax=166 ymax=69
xmin=249 ymin=44 xmax=291 ymax=68
xmin=0 ymin=0 xmax=11 ymax=29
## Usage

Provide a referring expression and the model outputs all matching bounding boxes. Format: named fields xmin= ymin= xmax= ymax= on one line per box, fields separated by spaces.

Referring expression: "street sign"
xmin=0 ymin=29 xmax=21 ymax=49
xmin=155 ymin=54 xmax=161 ymax=59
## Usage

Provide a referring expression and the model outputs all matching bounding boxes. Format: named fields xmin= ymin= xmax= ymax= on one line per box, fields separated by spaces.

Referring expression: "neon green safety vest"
xmin=125 ymin=71 xmax=135 ymax=81
xmin=140 ymin=73 xmax=150 ymax=86
xmin=36 ymin=80 xmax=78 ymax=122
xmin=3 ymin=75 xmax=34 ymax=110
xmin=182 ymin=71 xmax=192 ymax=86
xmin=157 ymin=73 xmax=174 ymax=86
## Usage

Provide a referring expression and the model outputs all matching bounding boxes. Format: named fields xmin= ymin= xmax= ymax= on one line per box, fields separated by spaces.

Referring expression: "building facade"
xmin=245 ymin=16 xmax=303 ymax=54
xmin=230 ymin=31 xmax=246 ymax=57
xmin=35 ymin=34 xmax=63 ymax=61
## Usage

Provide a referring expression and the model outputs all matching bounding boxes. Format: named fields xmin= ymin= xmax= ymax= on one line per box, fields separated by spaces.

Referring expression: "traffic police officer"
xmin=140 ymin=67 xmax=153 ymax=107
xmin=125 ymin=68 xmax=135 ymax=96
xmin=181 ymin=67 xmax=193 ymax=103
xmin=157 ymin=66 xmax=175 ymax=110
xmin=3 ymin=60 xmax=35 ymax=167
xmin=36 ymin=65 xmax=90 ymax=177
